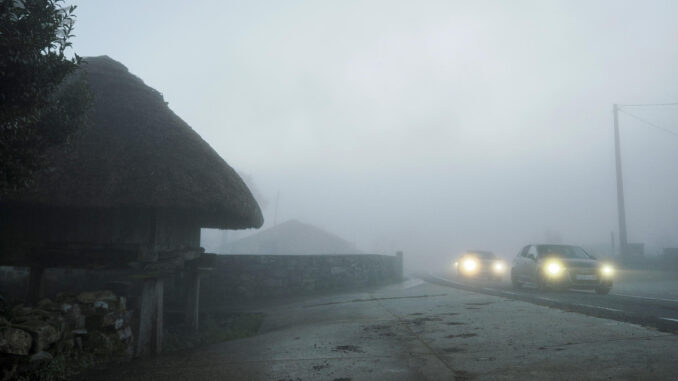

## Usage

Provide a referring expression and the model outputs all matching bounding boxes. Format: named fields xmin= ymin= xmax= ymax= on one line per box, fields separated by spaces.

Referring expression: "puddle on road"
xmin=362 ymin=324 xmax=395 ymax=337
xmin=312 ymin=362 xmax=330 ymax=371
xmin=333 ymin=345 xmax=364 ymax=353
xmin=405 ymin=316 xmax=443 ymax=326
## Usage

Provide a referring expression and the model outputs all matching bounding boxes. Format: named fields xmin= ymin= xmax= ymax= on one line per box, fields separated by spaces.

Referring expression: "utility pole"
xmin=613 ymin=104 xmax=629 ymax=260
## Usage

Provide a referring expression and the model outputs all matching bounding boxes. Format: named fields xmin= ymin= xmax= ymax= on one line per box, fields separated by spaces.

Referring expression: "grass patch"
xmin=164 ymin=312 xmax=265 ymax=352
xmin=15 ymin=352 xmax=100 ymax=381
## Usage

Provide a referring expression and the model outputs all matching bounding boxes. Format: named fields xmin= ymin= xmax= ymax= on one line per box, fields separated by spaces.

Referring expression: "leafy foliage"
xmin=0 ymin=0 xmax=91 ymax=193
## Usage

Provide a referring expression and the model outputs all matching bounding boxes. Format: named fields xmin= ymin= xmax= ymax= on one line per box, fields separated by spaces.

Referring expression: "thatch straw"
xmin=2 ymin=56 xmax=262 ymax=229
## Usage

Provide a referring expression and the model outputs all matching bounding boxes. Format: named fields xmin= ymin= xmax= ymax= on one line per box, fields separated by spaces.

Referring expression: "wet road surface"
xmin=426 ymin=270 xmax=678 ymax=333
xmin=81 ymin=279 xmax=678 ymax=380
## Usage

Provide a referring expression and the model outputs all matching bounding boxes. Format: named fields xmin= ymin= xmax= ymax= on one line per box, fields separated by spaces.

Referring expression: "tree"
xmin=0 ymin=0 xmax=91 ymax=194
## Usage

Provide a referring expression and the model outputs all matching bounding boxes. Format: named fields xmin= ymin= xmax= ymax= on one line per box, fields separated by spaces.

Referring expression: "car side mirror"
xmin=527 ymin=254 xmax=536 ymax=261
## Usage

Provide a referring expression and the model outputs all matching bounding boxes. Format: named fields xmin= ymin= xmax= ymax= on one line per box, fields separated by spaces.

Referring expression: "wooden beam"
xmin=1 ymin=245 xmax=204 ymax=270
xmin=9 ymin=243 xmax=143 ymax=268
xmin=185 ymin=253 xmax=217 ymax=270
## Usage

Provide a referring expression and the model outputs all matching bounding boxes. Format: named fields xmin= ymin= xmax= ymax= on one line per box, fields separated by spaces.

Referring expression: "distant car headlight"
xmin=544 ymin=260 xmax=565 ymax=278
xmin=601 ymin=264 xmax=614 ymax=277
xmin=461 ymin=258 xmax=479 ymax=274
xmin=493 ymin=261 xmax=505 ymax=273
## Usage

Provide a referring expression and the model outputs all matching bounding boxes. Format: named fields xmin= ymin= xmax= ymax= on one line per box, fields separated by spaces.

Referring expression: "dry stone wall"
xmin=0 ymin=290 xmax=133 ymax=380
xmin=201 ymin=253 xmax=403 ymax=305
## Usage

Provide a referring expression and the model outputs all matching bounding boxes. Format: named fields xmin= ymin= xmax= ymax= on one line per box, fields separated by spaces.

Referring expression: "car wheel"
xmin=595 ymin=286 xmax=611 ymax=295
xmin=510 ymin=269 xmax=522 ymax=289
xmin=536 ymin=274 xmax=549 ymax=292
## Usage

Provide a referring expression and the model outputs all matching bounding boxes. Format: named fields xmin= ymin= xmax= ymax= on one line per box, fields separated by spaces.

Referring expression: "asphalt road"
xmin=81 ymin=279 xmax=678 ymax=380
xmin=424 ymin=270 xmax=678 ymax=334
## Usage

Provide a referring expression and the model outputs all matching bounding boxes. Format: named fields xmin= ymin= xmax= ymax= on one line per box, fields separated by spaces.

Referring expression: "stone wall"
xmin=0 ymin=290 xmax=133 ymax=380
xmin=201 ymin=253 xmax=403 ymax=305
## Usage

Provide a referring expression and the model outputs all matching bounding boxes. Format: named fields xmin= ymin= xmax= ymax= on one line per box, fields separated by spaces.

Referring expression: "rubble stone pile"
xmin=0 ymin=290 xmax=134 ymax=380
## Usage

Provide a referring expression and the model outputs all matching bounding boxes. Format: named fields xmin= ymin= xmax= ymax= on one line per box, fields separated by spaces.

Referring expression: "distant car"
xmin=454 ymin=250 xmax=507 ymax=281
xmin=510 ymin=244 xmax=614 ymax=294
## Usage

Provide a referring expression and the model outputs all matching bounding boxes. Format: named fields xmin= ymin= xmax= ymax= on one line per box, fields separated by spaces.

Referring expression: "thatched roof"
xmin=221 ymin=219 xmax=361 ymax=255
xmin=2 ymin=56 xmax=262 ymax=230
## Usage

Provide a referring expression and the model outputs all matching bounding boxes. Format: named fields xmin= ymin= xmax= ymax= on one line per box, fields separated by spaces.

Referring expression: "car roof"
xmin=464 ymin=250 xmax=496 ymax=258
xmin=467 ymin=250 xmax=493 ymax=254
xmin=528 ymin=244 xmax=580 ymax=248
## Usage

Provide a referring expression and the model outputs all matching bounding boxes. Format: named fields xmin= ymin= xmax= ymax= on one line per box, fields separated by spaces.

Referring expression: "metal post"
xmin=613 ymin=104 xmax=629 ymax=260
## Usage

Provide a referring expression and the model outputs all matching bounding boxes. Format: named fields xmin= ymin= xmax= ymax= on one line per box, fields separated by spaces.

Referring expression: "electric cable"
xmin=618 ymin=109 xmax=678 ymax=138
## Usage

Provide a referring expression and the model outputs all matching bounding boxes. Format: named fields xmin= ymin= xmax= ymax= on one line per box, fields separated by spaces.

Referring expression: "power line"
xmin=618 ymin=109 xmax=678 ymax=138
xmin=619 ymin=102 xmax=678 ymax=108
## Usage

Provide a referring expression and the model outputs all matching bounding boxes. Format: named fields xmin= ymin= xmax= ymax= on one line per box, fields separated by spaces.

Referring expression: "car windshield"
xmin=537 ymin=245 xmax=592 ymax=259
xmin=468 ymin=251 xmax=495 ymax=259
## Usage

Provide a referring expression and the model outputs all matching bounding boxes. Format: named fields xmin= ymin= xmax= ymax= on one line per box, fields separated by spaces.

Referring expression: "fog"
xmin=72 ymin=0 xmax=678 ymax=270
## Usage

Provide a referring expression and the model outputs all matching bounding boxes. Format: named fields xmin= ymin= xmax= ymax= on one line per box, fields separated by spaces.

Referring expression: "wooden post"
xmin=184 ymin=271 xmax=201 ymax=332
xmin=26 ymin=266 xmax=45 ymax=306
xmin=153 ymin=279 xmax=163 ymax=354
xmin=135 ymin=277 xmax=164 ymax=356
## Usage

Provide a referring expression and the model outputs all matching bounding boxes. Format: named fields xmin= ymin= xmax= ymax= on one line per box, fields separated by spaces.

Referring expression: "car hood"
xmin=544 ymin=258 xmax=598 ymax=269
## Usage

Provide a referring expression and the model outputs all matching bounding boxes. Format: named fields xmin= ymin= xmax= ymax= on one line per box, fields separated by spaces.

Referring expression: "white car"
xmin=510 ymin=244 xmax=614 ymax=294
xmin=454 ymin=250 xmax=507 ymax=281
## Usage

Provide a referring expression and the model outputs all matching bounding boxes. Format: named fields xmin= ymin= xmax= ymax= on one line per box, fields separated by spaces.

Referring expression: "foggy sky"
xmin=71 ymin=0 xmax=678 ymax=268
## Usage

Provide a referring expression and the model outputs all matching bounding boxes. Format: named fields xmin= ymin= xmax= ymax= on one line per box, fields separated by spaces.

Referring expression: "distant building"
xmin=221 ymin=219 xmax=361 ymax=255
xmin=0 ymin=56 xmax=262 ymax=355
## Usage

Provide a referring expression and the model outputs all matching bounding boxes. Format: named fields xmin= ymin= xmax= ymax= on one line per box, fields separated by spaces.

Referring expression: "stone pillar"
xmin=26 ymin=266 xmax=45 ymax=306
xmin=184 ymin=271 xmax=201 ymax=332
xmin=135 ymin=277 xmax=163 ymax=357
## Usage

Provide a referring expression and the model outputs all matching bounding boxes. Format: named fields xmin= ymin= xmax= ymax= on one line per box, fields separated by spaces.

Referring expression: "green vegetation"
xmin=164 ymin=312 xmax=265 ymax=352
xmin=0 ymin=0 xmax=91 ymax=193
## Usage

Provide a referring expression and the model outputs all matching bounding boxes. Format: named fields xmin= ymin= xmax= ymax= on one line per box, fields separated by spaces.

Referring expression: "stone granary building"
xmin=0 ymin=56 xmax=263 ymax=356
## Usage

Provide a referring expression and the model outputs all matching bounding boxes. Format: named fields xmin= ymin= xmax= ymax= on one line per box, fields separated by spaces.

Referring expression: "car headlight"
xmin=601 ymin=264 xmax=614 ymax=277
xmin=493 ymin=261 xmax=505 ymax=273
xmin=461 ymin=258 xmax=478 ymax=273
xmin=544 ymin=260 xmax=565 ymax=278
